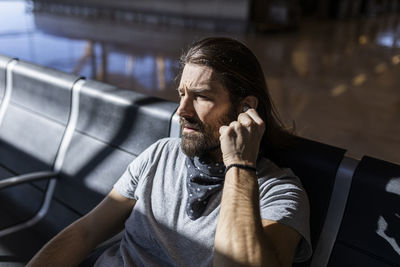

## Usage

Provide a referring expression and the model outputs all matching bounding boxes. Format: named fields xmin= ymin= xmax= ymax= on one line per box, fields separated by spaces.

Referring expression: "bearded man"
xmin=28 ymin=37 xmax=312 ymax=267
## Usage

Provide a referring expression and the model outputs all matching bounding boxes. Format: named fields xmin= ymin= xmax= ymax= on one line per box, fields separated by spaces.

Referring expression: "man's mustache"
xmin=180 ymin=117 xmax=203 ymax=131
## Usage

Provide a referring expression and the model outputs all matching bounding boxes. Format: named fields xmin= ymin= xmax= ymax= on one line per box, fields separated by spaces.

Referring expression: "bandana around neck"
xmin=185 ymin=157 xmax=225 ymax=220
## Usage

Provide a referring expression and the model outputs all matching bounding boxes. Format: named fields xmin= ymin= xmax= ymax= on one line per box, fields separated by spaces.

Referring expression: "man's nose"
xmin=177 ymin=95 xmax=194 ymax=118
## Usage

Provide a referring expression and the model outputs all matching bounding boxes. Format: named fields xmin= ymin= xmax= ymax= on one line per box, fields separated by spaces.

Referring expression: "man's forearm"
xmin=28 ymin=189 xmax=135 ymax=266
xmin=27 ymin=218 xmax=97 ymax=267
xmin=213 ymin=167 xmax=279 ymax=267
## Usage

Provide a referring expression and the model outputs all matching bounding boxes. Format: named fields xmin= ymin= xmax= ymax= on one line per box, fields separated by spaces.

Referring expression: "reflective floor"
xmin=1 ymin=1 xmax=399 ymax=163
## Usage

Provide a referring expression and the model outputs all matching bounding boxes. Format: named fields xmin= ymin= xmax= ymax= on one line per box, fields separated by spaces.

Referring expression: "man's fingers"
xmin=244 ymin=108 xmax=264 ymax=126
xmin=244 ymin=109 xmax=265 ymax=134
xmin=229 ymin=121 xmax=241 ymax=129
xmin=220 ymin=108 xmax=266 ymax=138
xmin=238 ymin=109 xmax=265 ymax=134
xmin=237 ymin=113 xmax=253 ymax=127
xmin=219 ymin=125 xmax=229 ymax=135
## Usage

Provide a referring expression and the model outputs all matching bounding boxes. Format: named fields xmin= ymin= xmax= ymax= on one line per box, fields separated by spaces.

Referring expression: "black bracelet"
xmin=225 ymin=164 xmax=257 ymax=174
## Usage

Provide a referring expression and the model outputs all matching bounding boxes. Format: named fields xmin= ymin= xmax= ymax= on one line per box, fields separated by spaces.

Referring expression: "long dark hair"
xmin=179 ymin=37 xmax=294 ymax=155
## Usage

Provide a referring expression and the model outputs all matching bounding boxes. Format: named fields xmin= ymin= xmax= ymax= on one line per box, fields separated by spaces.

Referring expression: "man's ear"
xmin=240 ymin=96 xmax=258 ymax=112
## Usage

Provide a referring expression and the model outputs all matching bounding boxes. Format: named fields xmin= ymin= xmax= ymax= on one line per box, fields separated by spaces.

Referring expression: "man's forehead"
xmin=179 ymin=64 xmax=224 ymax=91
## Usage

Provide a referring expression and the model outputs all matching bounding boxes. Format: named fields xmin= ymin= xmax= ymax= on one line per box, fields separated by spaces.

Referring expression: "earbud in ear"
xmin=241 ymin=96 xmax=258 ymax=111
xmin=242 ymin=104 xmax=251 ymax=112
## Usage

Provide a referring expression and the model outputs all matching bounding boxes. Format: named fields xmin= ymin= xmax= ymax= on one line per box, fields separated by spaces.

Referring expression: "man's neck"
xmin=199 ymin=148 xmax=223 ymax=165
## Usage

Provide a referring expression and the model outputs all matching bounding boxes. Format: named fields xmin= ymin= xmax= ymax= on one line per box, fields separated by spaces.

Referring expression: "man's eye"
xmin=195 ymin=95 xmax=208 ymax=100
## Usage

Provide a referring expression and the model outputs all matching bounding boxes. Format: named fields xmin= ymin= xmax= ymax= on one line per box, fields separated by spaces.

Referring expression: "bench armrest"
xmin=0 ymin=171 xmax=58 ymax=190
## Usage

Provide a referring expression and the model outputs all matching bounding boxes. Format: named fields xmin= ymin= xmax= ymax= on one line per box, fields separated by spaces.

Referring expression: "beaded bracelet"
xmin=225 ymin=163 xmax=257 ymax=174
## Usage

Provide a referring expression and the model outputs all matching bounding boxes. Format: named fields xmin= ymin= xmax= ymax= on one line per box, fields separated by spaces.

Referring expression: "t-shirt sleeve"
xmin=113 ymin=139 xmax=166 ymax=199
xmin=257 ymin=161 xmax=313 ymax=262
xmin=113 ymin=161 xmax=142 ymax=199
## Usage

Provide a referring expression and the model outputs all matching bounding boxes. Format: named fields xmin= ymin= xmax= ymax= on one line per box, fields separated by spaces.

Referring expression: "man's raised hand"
xmin=219 ymin=108 xmax=265 ymax=167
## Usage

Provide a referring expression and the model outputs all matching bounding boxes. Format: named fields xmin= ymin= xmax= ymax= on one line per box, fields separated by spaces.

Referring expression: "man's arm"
xmin=214 ymin=167 xmax=301 ymax=266
xmin=27 ymin=188 xmax=135 ymax=267
xmin=214 ymin=108 xmax=301 ymax=266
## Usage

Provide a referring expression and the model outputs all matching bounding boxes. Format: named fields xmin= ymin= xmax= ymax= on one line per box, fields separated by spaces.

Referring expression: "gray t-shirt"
xmin=95 ymin=138 xmax=312 ymax=266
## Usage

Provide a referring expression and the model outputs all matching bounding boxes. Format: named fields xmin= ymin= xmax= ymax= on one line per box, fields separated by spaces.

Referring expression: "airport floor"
xmin=1 ymin=1 xmax=399 ymax=164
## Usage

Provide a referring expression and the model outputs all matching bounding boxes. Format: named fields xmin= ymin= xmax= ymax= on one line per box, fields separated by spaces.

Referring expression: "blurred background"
xmin=0 ymin=0 xmax=399 ymax=163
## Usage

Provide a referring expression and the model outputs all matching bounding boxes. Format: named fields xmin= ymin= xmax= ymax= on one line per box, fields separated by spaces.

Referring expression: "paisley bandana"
xmin=185 ymin=157 xmax=225 ymax=220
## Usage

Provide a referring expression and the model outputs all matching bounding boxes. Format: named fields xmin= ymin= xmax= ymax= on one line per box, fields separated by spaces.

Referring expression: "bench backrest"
xmin=328 ymin=156 xmax=400 ymax=266
xmin=38 ymin=79 xmax=179 ymax=238
xmin=0 ymin=60 xmax=78 ymax=173
xmin=0 ymin=60 xmax=79 ymax=227
xmin=267 ymin=136 xmax=346 ymax=266
xmin=0 ymin=55 xmax=13 ymax=101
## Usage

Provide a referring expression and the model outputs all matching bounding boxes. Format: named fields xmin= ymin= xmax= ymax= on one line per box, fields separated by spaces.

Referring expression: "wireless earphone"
xmin=242 ymin=104 xmax=251 ymax=112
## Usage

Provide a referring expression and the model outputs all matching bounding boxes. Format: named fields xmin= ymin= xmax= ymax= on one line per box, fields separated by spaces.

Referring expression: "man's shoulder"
xmin=138 ymin=137 xmax=182 ymax=161
xmin=257 ymin=157 xmax=293 ymax=178
xmin=125 ymin=138 xmax=182 ymax=177
xmin=256 ymin=157 xmax=302 ymax=188
xmin=150 ymin=137 xmax=181 ymax=152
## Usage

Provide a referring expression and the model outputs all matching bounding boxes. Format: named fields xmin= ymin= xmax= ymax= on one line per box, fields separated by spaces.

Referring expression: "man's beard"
xmin=180 ymin=108 xmax=237 ymax=158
